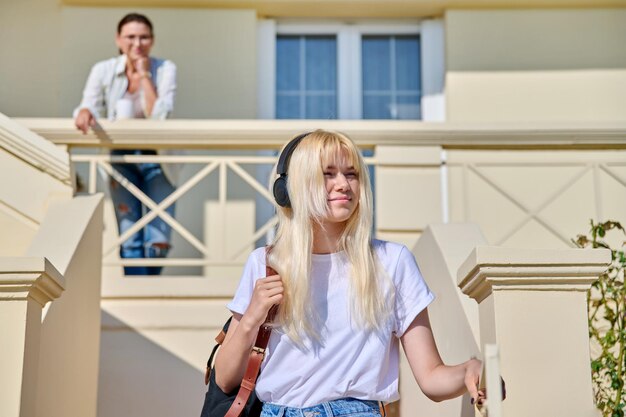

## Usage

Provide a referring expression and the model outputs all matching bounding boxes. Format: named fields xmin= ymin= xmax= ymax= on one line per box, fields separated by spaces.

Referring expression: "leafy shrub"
xmin=574 ymin=220 xmax=626 ymax=417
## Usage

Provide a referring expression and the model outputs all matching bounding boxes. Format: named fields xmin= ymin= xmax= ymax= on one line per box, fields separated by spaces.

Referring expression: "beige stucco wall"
xmin=0 ymin=147 xmax=72 ymax=256
xmin=0 ymin=109 xmax=102 ymax=417
xmin=457 ymin=246 xmax=610 ymax=417
xmin=5 ymin=4 xmax=626 ymax=123
xmin=0 ymin=259 xmax=64 ymax=417
xmin=445 ymin=9 xmax=626 ymax=122
xmin=27 ymin=195 xmax=104 ymax=417
xmin=0 ymin=2 xmax=257 ymax=119
xmin=0 ymin=0 xmax=64 ymax=117
xmin=99 ymin=299 xmax=230 ymax=417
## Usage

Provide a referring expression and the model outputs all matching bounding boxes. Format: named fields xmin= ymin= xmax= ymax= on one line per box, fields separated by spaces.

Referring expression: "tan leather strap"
xmin=215 ymin=329 xmax=227 ymax=345
xmin=223 ymin=257 xmax=277 ymax=417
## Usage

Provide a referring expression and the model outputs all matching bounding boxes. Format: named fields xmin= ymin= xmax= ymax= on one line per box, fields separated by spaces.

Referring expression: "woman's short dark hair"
xmin=117 ymin=13 xmax=153 ymax=35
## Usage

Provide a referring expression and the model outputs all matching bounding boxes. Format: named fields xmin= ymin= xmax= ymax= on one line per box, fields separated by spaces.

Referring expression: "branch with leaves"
xmin=574 ymin=220 xmax=626 ymax=417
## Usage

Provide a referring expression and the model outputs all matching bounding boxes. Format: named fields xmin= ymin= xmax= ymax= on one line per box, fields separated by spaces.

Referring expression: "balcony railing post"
xmin=0 ymin=258 xmax=64 ymax=417
xmin=458 ymin=246 xmax=610 ymax=417
xmin=374 ymin=145 xmax=443 ymax=244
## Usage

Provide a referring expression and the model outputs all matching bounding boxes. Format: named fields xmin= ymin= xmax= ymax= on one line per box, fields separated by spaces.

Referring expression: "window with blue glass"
xmin=276 ymin=35 xmax=338 ymax=119
xmin=362 ymin=35 xmax=421 ymax=120
xmin=272 ymin=28 xmax=424 ymax=120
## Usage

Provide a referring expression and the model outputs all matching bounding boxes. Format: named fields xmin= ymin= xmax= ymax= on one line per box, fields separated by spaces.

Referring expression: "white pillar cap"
xmin=457 ymin=246 xmax=611 ymax=302
xmin=0 ymin=257 xmax=65 ymax=306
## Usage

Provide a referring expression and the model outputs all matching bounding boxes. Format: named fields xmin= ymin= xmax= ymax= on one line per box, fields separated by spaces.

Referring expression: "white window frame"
xmin=257 ymin=19 xmax=445 ymax=121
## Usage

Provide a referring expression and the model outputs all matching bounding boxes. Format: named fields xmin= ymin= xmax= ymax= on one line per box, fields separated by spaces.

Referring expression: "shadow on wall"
xmin=99 ymin=310 xmax=207 ymax=417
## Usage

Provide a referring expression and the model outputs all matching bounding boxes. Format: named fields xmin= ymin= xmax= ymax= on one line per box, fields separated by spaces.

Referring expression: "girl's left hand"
xmin=466 ymin=359 xmax=506 ymax=407
xmin=464 ymin=358 xmax=484 ymax=405
xmin=477 ymin=378 xmax=506 ymax=406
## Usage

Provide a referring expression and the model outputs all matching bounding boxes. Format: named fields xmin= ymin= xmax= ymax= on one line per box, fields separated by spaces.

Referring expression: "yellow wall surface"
xmin=0 ymin=2 xmax=258 ymax=119
xmin=445 ymin=9 xmax=626 ymax=122
xmin=4 ymin=3 xmax=626 ymax=122
xmin=0 ymin=146 xmax=73 ymax=256
xmin=27 ymin=195 xmax=104 ymax=417
xmin=0 ymin=0 xmax=64 ymax=117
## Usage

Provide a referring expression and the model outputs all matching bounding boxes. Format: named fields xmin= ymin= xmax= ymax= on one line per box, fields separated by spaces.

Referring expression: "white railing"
xmin=446 ymin=153 xmax=626 ymax=247
xmin=78 ymin=153 xmax=272 ymax=266
xmin=72 ymin=152 xmax=374 ymax=271
xmin=480 ymin=344 xmax=503 ymax=417
xmin=15 ymin=118 xmax=626 ymax=285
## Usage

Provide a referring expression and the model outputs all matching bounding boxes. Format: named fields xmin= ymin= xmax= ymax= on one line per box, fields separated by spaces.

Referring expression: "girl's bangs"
xmin=318 ymin=136 xmax=361 ymax=173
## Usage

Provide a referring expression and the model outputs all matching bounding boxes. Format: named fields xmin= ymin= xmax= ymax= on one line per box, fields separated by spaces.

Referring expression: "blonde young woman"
xmin=214 ymin=130 xmax=486 ymax=417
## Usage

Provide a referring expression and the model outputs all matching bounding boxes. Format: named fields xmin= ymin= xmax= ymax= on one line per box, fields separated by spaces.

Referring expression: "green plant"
xmin=574 ymin=220 xmax=626 ymax=417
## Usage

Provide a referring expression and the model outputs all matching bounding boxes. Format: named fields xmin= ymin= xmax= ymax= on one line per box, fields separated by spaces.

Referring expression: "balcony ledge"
xmin=14 ymin=118 xmax=626 ymax=150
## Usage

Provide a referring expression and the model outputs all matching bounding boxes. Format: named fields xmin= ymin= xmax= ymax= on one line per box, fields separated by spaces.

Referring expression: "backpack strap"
xmin=204 ymin=317 xmax=232 ymax=385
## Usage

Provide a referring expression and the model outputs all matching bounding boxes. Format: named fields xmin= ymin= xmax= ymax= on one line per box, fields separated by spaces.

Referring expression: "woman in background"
xmin=74 ymin=13 xmax=177 ymax=275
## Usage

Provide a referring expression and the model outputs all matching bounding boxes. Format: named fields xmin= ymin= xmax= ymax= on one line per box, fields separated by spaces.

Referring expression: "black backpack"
xmin=200 ymin=317 xmax=264 ymax=417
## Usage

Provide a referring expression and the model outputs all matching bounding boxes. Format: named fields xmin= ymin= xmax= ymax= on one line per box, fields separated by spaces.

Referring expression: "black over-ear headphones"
xmin=273 ymin=132 xmax=312 ymax=208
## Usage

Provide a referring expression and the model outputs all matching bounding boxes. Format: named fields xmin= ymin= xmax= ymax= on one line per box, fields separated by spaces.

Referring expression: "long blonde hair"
xmin=268 ymin=130 xmax=392 ymax=343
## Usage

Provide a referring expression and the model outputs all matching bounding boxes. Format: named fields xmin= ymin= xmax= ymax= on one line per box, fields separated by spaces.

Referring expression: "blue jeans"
xmin=261 ymin=398 xmax=384 ymax=417
xmin=110 ymin=150 xmax=175 ymax=275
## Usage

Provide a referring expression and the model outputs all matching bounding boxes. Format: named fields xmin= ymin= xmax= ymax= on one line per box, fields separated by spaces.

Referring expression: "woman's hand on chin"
xmin=134 ymin=57 xmax=150 ymax=75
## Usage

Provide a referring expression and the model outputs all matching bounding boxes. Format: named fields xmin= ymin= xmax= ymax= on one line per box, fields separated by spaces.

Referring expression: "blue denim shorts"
xmin=261 ymin=398 xmax=384 ymax=417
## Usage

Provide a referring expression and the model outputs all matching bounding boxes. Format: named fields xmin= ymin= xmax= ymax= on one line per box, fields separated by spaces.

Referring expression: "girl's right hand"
xmin=242 ymin=274 xmax=283 ymax=328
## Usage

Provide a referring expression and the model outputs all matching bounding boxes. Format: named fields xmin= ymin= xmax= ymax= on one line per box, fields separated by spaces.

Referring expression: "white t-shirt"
xmin=116 ymin=91 xmax=145 ymax=119
xmin=227 ymin=239 xmax=435 ymax=408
